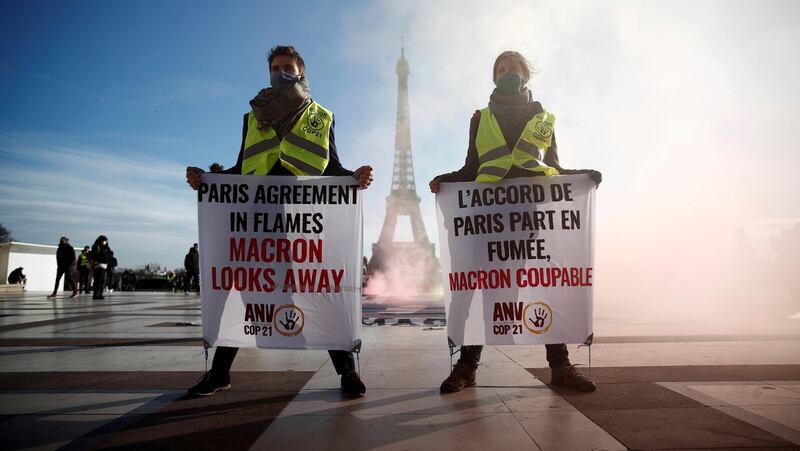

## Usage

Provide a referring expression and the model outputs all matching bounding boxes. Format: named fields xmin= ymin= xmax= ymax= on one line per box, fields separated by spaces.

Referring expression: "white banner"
xmin=436 ymin=175 xmax=595 ymax=346
xmin=198 ymin=174 xmax=362 ymax=350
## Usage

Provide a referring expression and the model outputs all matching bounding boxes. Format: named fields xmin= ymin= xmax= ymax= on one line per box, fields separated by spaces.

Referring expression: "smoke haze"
xmin=340 ymin=0 xmax=800 ymax=333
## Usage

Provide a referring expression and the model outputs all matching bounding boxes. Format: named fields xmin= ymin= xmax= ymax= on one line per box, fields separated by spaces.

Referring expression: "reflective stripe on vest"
xmin=240 ymin=101 xmax=332 ymax=176
xmin=279 ymin=102 xmax=331 ymax=176
xmin=241 ymin=113 xmax=281 ymax=175
xmin=475 ymin=107 xmax=559 ymax=183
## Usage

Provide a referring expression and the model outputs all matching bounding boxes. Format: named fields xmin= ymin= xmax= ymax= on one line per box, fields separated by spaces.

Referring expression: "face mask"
xmin=270 ymin=70 xmax=301 ymax=88
xmin=495 ymin=72 xmax=524 ymax=94
xmin=102 ymin=241 xmax=107 ymax=246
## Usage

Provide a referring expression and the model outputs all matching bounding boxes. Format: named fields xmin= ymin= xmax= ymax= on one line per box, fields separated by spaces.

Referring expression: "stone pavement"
xmin=1 ymin=292 xmax=799 ymax=450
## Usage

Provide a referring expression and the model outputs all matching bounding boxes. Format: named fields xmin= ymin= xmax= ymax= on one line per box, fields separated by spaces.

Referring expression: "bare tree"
xmin=0 ymin=224 xmax=12 ymax=243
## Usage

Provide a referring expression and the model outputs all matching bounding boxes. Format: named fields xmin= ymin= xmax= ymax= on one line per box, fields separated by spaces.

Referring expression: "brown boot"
xmin=551 ymin=364 xmax=596 ymax=392
xmin=440 ymin=362 xmax=477 ymax=393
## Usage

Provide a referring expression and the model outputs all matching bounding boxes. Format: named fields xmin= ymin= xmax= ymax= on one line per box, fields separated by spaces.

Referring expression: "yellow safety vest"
xmin=475 ymin=107 xmax=559 ymax=182
xmin=241 ymin=101 xmax=332 ymax=176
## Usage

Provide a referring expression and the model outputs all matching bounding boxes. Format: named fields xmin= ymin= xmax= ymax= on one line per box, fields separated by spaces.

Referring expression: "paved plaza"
xmin=1 ymin=291 xmax=799 ymax=450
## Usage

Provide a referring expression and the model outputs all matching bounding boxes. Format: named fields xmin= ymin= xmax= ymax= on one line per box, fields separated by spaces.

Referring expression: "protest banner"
xmin=197 ymin=174 xmax=362 ymax=350
xmin=436 ymin=175 xmax=595 ymax=346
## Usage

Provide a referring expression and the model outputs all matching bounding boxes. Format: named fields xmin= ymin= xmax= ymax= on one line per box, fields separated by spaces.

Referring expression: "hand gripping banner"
xmin=197 ymin=174 xmax=362 ymax=350
xmin=436 ymin=175 xmax=595 ymax=346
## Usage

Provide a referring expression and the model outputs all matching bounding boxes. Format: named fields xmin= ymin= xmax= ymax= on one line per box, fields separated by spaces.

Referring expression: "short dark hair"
xmin=493 ymin=51 xmax=533 ymax=82
xmin=268 ymin=45 xmax=306 ymax=73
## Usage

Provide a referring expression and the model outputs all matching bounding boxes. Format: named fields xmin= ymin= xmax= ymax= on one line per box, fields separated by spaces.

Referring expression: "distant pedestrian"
xmin=106 ymin=249 xmax=118 ymax=292
xmin=183 ymin=244 xmax=199 ymax=294
xmin=8 ymin=267 xmax=26 ymax=285
xmin=166 ymin=271 xmax=177 ymax=292
xmin=48 ymin=237 xmax=78 ymax=299
xmin=175 ymin=272 xmax=185 ymax=293
xmin=128 ymin=270 xmax=137 ymax=291
xmin=120 ymin=269 xmax=136 ymax=291
xmin=89 ymin=235 xmax=111 ymax=300
xmin=77 ymin=246 xmax=91 ymax=293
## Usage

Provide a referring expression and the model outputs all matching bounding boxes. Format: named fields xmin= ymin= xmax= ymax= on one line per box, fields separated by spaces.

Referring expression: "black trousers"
xmin=78 ymin=267 xmax=90 ymax=293
xmin=210 ymin=346 xmax=356 ymax=379
xmin=52 ymin=267 xmax=77 ymax=295
xmin=184 ymin=271 xmax=199 ymax=292
xmin=458 ymin=344 xmax=570 ymax=369
xmin=92 ymin=267 xmax=106 ymax=299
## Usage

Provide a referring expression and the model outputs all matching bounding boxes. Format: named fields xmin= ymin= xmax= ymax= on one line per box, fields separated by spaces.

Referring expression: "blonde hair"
xmin=493 ymin=51 xmax=533 ymax=82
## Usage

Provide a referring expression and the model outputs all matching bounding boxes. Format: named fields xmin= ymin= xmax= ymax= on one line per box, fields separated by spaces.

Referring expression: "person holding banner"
xmin=185 ymin=45 xmax=373 ymax=397
xmin=429 ymin=50 xmax=601 ymax=394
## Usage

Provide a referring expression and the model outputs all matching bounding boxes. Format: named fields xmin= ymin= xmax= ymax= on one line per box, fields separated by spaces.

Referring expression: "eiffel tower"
xmin=368 ymin=44 xmax=439 ymax=295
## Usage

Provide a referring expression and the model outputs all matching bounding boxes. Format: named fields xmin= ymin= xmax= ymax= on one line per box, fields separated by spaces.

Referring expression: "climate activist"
xmin=186 ymin=45 xmax=373 ymax=397
xmin=429 ymin=50 xmax=601 ymax=394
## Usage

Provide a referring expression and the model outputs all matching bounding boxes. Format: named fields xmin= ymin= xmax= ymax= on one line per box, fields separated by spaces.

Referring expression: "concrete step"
xmin=0 ymin=284 xmax=24 ymax=294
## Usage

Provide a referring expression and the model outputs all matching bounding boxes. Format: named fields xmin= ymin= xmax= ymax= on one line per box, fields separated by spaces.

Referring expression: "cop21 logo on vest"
xmin=306 ymin=108 xmax=328 ymax=131
xmin=301 ymin=107 xmax=329 ymax=140
xmin=533 ymin=119 xmax=553 ymax=142
xmin=306 ymin=113 xmax=323 ymax=130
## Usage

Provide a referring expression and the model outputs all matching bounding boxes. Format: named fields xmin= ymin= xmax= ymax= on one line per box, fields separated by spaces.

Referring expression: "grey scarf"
xmin=249 ymin=78 xmax=312 ymax=137
xmin=488 ymin=86 xmax=533 ymax=116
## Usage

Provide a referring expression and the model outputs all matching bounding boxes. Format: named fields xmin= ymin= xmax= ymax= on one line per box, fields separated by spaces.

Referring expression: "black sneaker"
xmin=551 ymin=364 xmax=597 ymax=392
xmin=188 ymin=371 xmax=231 ymax=397
xmin=341 ymin=370 xmax=366 ymax=397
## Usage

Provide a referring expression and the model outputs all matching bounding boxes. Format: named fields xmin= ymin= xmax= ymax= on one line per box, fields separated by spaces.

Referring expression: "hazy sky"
xmin=1 ymin=1 xmax=798 ymax=319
